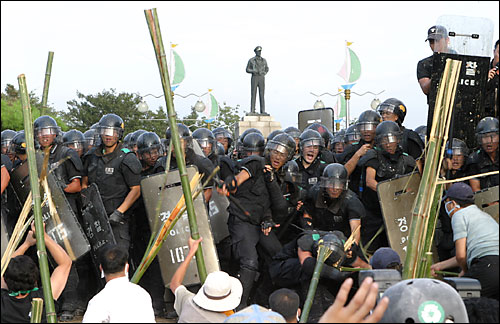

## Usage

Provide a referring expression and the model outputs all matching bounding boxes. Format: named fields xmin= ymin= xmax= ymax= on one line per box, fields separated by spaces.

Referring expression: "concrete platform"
xmin=234 ymin=114 xmax=282 ymax=139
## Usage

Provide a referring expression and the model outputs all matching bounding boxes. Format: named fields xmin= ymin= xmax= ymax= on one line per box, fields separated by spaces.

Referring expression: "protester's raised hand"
xmin=188 ymin=236 xmax=203 ymax=254
xmin=319 ymin=277 xmax=389 ymax=323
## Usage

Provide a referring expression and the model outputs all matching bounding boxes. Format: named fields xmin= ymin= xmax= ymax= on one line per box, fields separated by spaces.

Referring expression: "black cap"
xmin=426 ymin=25 xmax=448 ymax=42
xmin=443 ymin=182 xmax=474 ymax=203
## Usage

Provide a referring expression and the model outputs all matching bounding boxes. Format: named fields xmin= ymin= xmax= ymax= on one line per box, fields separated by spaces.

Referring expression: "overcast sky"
xmin=1 ymin=1 xmax=499 ymax=131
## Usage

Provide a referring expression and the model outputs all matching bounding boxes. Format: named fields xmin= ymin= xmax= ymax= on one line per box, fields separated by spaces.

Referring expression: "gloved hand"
xmin=109 ymin=209 xmax=126 ymax=225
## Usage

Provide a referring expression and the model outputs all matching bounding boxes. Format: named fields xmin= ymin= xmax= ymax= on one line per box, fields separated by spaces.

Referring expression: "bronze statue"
xmin=246 ymin=46 xmax=269 ymax=115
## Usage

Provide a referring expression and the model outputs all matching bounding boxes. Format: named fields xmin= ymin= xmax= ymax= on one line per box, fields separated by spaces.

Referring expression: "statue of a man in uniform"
xmin=246 ymin=46 xmax=269 ymax=115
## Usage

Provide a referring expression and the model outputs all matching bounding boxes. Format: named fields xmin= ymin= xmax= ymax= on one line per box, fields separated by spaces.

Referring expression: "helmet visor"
xmin=358 ymin=123 xmax=377 ymax=132
xmin=379 ymin=134 xmax=400 ymax=145
xmin=66 ymin=142 xmax=84 ymax=150
xmin=377 ymin=103 xmax=396 ymax=115
xmin=284 ymin=171 xmax=302 ymax=184
xmin=36 ymin=127 xmax=59 ymax=136
xmin=477 ymin=132 xmax=499 ymax=145
xmin=196 ymin=138 xmax=214 ymax=149
xmin=301 ymin=138 xmax=323 ymax=148
xmin=98 ymin=126 xmax=119 ymax=137
xmin=320 ymin=177 xmax=347 ymax=190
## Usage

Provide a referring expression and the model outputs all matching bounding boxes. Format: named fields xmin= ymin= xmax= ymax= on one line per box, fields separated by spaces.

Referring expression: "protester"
xmin=430 ymin=182 xmax=499 ymax=300
xmin=269 ymin=288 xmax=300 ymax=323
xmin=370 ymin=247 xmax=402 ymax=274
xmin=82 ymin=244 xmax=155 ymax=323
xmin=170 ymin=236 xmax=243 ymax=323
xmin=1 ymin=222 xmax=72 ymax=323
xmin=224 ymin=304 xmax=286 ymax=323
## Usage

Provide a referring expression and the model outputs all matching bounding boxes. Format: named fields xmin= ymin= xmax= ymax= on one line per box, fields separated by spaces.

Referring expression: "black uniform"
xmin=465 ymin=148 xmax=499 ymax=189
xmin=359 ymin=147 xmax=416 ymax=253
xmin=336 ymin=140 xmax=370 ymax=196
xmin=1 ymin=154 xmax=12 ymax=233
xmin=83 ymin=143 xmax=142 ymax=250
xmin=294 ymin=156 xmax=327 ymax=191
xmin=400 ymin=127 xmax=425 ymax=161
xmin=417 ymin=55 xmax=433 ymax=103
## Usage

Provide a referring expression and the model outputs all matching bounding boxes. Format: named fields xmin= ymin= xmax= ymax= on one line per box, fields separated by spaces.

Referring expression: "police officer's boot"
xmin=236 ymin=268 xmax=258 ymax=311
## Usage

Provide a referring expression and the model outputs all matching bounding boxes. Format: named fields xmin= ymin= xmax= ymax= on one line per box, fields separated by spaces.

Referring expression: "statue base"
xmin=234 ymin=114 xmax=282 ymax=139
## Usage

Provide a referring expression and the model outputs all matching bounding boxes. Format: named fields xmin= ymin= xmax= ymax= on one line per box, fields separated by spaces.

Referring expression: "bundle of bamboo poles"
xmin=30 ymin=298 xmax=44 ymax=323
xmin=143 ymin=7 xmax=207 ymax=283
xmin=403 ymin=58 xmax=462 ymax=279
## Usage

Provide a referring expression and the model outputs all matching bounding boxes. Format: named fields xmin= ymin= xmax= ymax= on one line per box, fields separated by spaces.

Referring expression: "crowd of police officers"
xmin=1 ymin=98 xmax=499 ymax=320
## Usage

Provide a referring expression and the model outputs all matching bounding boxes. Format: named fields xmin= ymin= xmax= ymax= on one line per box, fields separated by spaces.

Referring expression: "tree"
xmin=1 ymin=84 xmax=68 ymax=131
xmin=179 ymin=102 xmax=242 ymax=135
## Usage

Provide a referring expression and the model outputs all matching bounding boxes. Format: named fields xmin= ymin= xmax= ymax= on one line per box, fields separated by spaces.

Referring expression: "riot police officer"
xmin=212 ymin=127 xmax=233 ymax=155
xmin=131 ymin=131 xmax=166 ymax=316
xmin=129 ymin=129 xmax=147 ymax=155
xmin=122 ymin=132 xmax=133 ymax=150
xmin=62 ymin=129 xmax=86 ymax=158
xmin=83 ymin=128 xmax=98 ymax=154
xmin=466 ymin=117 xmax=499 ymax=192
xmin=344 ymin=124 xmax=361 ymax=146
xmin=338 ymin=110 xmax=381 ymax=196
xmin=377 ymin=98 xmax=424 ymax=165
xmin=153 ymin=123 xmax=215 ymax=202
xmin=283 ymin=126 xmax=301 ymax=159
xmin=82 ymin=113 xmax=142 ymax=251
xmin=233 ymin=128 xmax=263 ymax=160
xmin=306 ymin=123 xmax=335 ymax=163
xmin=1 ymin=129 xmax=17 ymax=164
xmin=295 ymin=129 xmax=328 ymax=191
xmin=331 ymin=129 xmax=346 ymax=154
xmin=266 ymin=129 xmax=284 ymax=143
xmin=192 ymin=127 xmax=218 ymax=167
xmin=359 ymin=121 xmax=416 ymax=253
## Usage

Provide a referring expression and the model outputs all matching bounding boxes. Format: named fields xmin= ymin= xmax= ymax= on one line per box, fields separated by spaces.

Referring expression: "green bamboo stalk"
xmin=18 ymin=74 xmax=57 ymax=323
xmin=340 ymin=267 xmax=371 ymax=272
xmin=40 ymin=51 xmax=54 ymax=116
xmin=30 ymin=298 xmax=44 ymax=323
xmin=424 ymin=252 xmax=433 ymax=278
xmin=299 ymin=245 xmax=328 ymax=323
xmin=435 ymin=270 xmax=459 ymax=276
xmin=144 ymin=8 xmax=207 ymax=283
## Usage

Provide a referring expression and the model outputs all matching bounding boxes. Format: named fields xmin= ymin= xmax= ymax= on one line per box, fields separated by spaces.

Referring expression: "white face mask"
xmin=445 ymin=201 xmax=460 ymax=217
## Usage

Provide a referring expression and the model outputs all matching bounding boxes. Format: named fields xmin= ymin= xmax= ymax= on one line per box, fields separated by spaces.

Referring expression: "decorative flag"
xmin=201 ymin=92 xmax=219 ymax=123
xmin=169 ymin=47 xmax=185 ymax=92
xmin=333 ymin=89 xmax=347 ymax=120
xmin=337 ymin=41 xmax=361 ymax=84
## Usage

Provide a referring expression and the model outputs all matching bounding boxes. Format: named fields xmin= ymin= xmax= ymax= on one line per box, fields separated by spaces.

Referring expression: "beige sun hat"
xmin=192 ymin=271 xmax=243 ymax=312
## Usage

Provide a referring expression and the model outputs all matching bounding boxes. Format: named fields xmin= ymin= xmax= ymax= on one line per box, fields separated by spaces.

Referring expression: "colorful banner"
xmin=201 ymin=93 xmax=219 ymax=122
xmin=170 ymin=47 xmax=185 ymax=91
xmin=337 ymin=42 xmax=361 ymax=84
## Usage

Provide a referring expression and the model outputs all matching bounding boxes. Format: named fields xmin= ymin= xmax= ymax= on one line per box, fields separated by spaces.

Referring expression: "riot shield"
xmin=298 ymin=108 xmax=334 ymax=132
xmin=377 ymin=172 xmax=421 ymax=263
xmin=141 ymin=165 xmax=220 ymax=287
xmin=207 ymin=189 xmax=230 ymax=244
xmin=80 ymin=183 xmax=117 ymax=269
xmin=9 ymin=161 xmax=31 ymax=203
xmin=474 ymin=186 xmax=499 ymax=223
xmin=427 ymin=15 xmax=495 ymax=149
xmin=1 ymin=213 xmax=8 ymax=261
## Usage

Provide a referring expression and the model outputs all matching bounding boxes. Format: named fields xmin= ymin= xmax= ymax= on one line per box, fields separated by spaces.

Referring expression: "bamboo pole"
xmin=403 ymin=59 xmax=462 ymax=279
xmin=18 ymin=74 xmax=57 ymax=323
xmin=30 ymin=298 xmax=44 ymax=323
xmin=144 ymin=8 xmax=207 ymax=283
xmin=299 ymin=245 xmax=328 ymax=323
xmin=40 ymin=51 xmax=54 ymax=116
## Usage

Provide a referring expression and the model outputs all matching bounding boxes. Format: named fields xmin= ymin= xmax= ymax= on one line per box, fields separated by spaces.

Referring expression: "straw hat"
xmin=192 ymin=271 xmax=243 ymax=312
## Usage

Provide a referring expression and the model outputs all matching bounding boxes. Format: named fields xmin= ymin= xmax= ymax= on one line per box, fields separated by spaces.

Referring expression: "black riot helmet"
xmin=239 ymin=128 xmax=262 ymax=143
xmin=213 ymin=127 xmax=234 ymax=151
xmin=331 ymin=129 xmax=345 ymax=145
xmin=242 ymin=132 xmax=265 ymax=156
xmin=311 ymin=231 xmax=346 ymax=266
xmin=320 ymin=163 xmax=348 ymax=190
xmin=215 ymin=142 xmax=225 ymax=156
xmin=377 ymin=98 xmax=407 ymax=126
xmin=265 ymin=133 xmax=296 ymax=162
xmin=136 ymin=131 xmax=163 ymax=156
xmin=1 ymin=129 xmax=17 ymax=154
xmin=306 ymin=123 xmax=331 ymax=149
xmin=192 ymin=127 xmax=216 ymax=157
xmin=445 ymin=138 xmax=469 ymax=158
xmin=83 ymin=129 xmax=98 ymax=149
xmin=299 ymin=129 xmax=324 ymax=151
xmin=283 ymin=160 xmax=302 ymax=184
xmin=62 ymin=129 xmax=85 ymax=156
xmin=165 ymin=123 xmax=192 ymax=149
xmin=11 ymin=131 xmax=27 ymax=155
xmin=375 ymin=121 xmax=402 ymax=148
xmin=380 ymin=278 xmax=469 ymax=323
xmin=97 ymin=113 xmax=124 ymax=140
xmin=414 ymin=125 xmax=427 ymax=144
xmin=129 ymin=129 xmax=147 ymax=150
xmin=33 ymin=115 xmax=61 ymax=140
xmin=344 ymin=125 xmax=361 ymax=144
xmin=475 ymin=117 xmax=499 ymax=146
xmin=266 ymin=129 xmax=284 ymax=143
xmin=122 ymin=133 xmax=133 ymax=149
xmin=357 ymin=110 xmax=381 ymax=132
xmin=283 ymin=126 xmax=301 ymax=140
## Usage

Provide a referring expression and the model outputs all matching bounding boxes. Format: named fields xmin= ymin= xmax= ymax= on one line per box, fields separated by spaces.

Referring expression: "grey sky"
xmin=1 ymin=1 xmax=499 ymax=131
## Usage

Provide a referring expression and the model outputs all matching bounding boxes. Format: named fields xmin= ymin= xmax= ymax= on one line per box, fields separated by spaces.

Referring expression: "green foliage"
xmin=1 ymin=84 xmax=68 ymax=131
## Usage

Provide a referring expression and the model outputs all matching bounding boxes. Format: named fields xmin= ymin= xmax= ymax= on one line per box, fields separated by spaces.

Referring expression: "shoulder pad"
xmin=358 ymin=149 xmax=377 ymax=166
xmin=122 ymin=152 xmax=142 ymax=174
xmin=121 ymin=148 xmax=131 ymax=153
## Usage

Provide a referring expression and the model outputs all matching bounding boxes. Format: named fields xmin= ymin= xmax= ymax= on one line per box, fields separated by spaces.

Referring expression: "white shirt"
xmin=82 ymin=276 xmax=155 ymax=323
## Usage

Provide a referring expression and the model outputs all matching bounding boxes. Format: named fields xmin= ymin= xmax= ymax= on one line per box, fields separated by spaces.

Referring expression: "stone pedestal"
xmin=234 ymin=114 xmax=282 ymax=139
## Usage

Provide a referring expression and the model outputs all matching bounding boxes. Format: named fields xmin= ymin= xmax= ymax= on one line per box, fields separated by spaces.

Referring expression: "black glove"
xmin=224 ymin=175 xmax=238 ymax=192
xmin=109 ymin=209 xmax=126 ymax=225
xmin=299 ymin=216 xmax=313 ymax=230
xmin=263 ymin=168 xmax=275 ymax=183
xmin=261 ymin=219 xmax=277 ymax=231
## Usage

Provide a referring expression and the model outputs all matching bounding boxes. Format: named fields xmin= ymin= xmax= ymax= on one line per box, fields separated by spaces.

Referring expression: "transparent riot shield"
xmin=80 ymin=183 xmax=117 ymax=272
xmin=377 ymin=172 xmax=421 ymax=263
xmin=207 ymin=190 xmax=230 ymax=244
xmin=141 ymin=165 xmax=220 ymax=287
xmin=435 ymin=15 xmax=494 ymax=57
xmin=298 ymin=108 xmax=334 ymax=132
xmin=474 ymin=185 xmax=499 ymax=223
xmin=427 ymin=15 xmax=495 ymax=148
xmin=1 ymin=214 xmax=8 ymax=261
